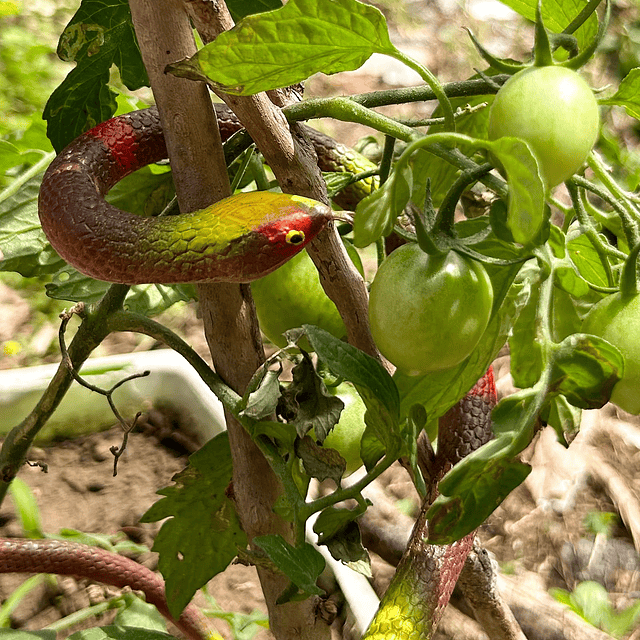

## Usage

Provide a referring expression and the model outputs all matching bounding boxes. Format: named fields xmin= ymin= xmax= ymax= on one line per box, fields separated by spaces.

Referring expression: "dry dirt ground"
xmin=2 ymin=0 xmax=640 ymax=638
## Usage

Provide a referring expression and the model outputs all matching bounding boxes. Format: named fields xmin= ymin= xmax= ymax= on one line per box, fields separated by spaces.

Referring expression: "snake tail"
xmin=362 ymin=368 xmax=496 ymax=640
xmin=0 ymin=537 xmax=217 ymax=640
xmin=38 ymin=108 xmax=332 ymax=285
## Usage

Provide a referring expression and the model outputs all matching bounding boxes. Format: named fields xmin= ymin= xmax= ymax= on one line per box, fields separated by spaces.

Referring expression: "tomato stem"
xmin=566 ymin=181 xmax=615 ymax=288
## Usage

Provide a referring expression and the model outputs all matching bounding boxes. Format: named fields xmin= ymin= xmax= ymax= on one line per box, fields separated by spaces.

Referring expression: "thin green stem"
xmin=389 ymin=48 xmax=454 ymax=130
xmin=566 ymin=181 xmax=615 ymax=287
xmin=106 ymin=311 xmax=242 ymax=411
xmin=573 ymin=173 xmax=639 ymax=248
xmin=299 ymin=452 xmax=397 ymax=521
xmin=562 ymin=0 xmax=603 ymax=34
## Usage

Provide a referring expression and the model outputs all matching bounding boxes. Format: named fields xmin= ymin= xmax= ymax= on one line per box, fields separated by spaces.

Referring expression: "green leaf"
xmin=253 ymin=535 xmax=325 ymax=596
xmin=8 ymin=477 xmax=44 ymax=539
xmin=167 ymin=0 xmax=396 ymax=95
xmin=0 ymin=171 xmax=66 ymax=277
xmin=277 ymin=354 xmax=344 ymax=440
xmin=295 ymin=435 xmax=346 ymax=484
xmin=140 ymin=432 xmax=247 ymax=619
xmin=542 ymin=394 xmax=581 ymax=443
xmin=241 ymin=367 xmax=282 ymax=421
xmin=496 ymin=0 xmax=597 ymax=50
xmin=550 ymin=333 xmax=624 ymax=408
xmin=45 ymin=269 xmax=195 ymax=317
xmin=44 ymin=0 xmax=148 ymax=151
xmin=426 ymin=387 xmax=543 ymax=544
xmin=427 ymin=432 xmax=531 ymax=544
xmin=314 ymin=505 xmax=371 ymax=573
xmin=352 ymin=164 xmax=411 ymax=248
xmin=106 ymin=166 xmax=175 ymax=219
xmin=601 ymin=68 xmax=640 ymax=121
xmin=567 ymin=228 xmax=619 ymax=289
xmin=509 ymin=264 xmax=543 ymax=388
xmin=303 ymin=324 xmax=400 ymax=449
xmin=113 ymin=597 xmax=166 ymax=633
xmin=487 ymin=137 xmax=546 ymax=245
xmin=67 ymin=627 xmax=175 ymax=640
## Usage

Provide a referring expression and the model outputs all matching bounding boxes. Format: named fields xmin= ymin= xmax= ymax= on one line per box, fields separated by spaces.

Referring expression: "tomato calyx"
xmin=408 ymin=183 xmax=530 ymax=269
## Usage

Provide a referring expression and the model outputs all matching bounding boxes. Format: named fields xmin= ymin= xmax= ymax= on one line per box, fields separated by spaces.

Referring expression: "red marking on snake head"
xmin=257 ymin=205 xmax=331 ymax=261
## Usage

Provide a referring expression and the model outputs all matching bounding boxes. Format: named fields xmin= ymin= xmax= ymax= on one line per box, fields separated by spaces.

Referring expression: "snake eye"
xmin=286 ymin=229 xmax=306 ymax=246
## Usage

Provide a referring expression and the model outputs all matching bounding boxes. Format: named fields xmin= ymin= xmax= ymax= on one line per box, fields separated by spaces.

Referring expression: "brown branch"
xmin=128 ymin=2 xmax=331 ymax=639
xmin=183 ymin=0 xmax=381 ymax=362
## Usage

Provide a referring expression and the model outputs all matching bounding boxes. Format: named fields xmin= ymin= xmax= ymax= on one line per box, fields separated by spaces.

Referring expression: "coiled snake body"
xmin=0 ymin=106 xmax=496 ymax=639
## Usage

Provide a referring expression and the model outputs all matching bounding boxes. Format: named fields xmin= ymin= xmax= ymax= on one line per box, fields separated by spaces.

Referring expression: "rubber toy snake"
xmin=0 ymin=105 xmax=496 ymax=640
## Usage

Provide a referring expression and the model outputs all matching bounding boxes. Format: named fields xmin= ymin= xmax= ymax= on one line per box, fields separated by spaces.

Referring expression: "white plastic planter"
xmin=0 ymin=350 xmax=226 ymax=443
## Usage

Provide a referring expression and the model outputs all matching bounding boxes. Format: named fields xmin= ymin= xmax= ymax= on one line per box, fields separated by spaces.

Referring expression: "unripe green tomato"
xmin=488 ymin=66 xmax=600 ymax=188
xmin=369 ymin=245 xmax=493 ymax=376
xmin=322 ymin=382 xmax=366 ymax=477
xmin=582 ymin=293 xmax=640 ymax=414
xmin=251 ymin=243 xmax=363 ymax=349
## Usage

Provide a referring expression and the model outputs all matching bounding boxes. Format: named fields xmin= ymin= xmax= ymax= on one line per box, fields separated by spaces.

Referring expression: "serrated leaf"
xmin=295 ymin=435 xmax=346 ymax=483
xmin=167 ymin=0 xmax=395 ymax=96
xmin=550 ymin=333 xmax=624 ymax=408
xmin=241 ymin=368 xmax=282 ymax=420
xmin=277 ymin=354 xmax=344 ymax=439
xmin=253 ymin=535 xmax=325 ymax=596
xmin=303 ymin=325 xmax=400 ymax=450
xmin=314 ymin=506 xmax=370 ymax=573
xmin=44 ymin=0 xmax=148 ymax=151
xmin=140 ymin=432 xmax=247 ymax=619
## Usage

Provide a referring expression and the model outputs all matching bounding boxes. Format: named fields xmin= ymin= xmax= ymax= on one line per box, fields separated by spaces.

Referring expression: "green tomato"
xmin=322 ymin=382 xmax=366 ymax=477
xmin=369 ymin=245 xmax=493 ymax=376
xmin=488 ymin=66 xmax=600 ymax=188
xmin=582 ymin=293 xmax=640 ymax=414
xmin=251 ymin=243 xmax=363 ymax=349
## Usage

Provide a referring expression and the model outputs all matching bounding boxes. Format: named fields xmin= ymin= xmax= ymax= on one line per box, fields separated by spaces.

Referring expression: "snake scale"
xmin=0 ymin=105 xmax=496 ymax=639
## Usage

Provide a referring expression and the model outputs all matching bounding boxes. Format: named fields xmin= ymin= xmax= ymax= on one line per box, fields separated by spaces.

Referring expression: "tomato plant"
xmin=368 ymin=245 xmax=493 ymax=376
xmin=582 ymin=293 xmax=640 ymax=414
xmin=488 ymin=65 xmax=600 ymax=188
xmin=251 ymin=243 xmax=363 ymax=349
